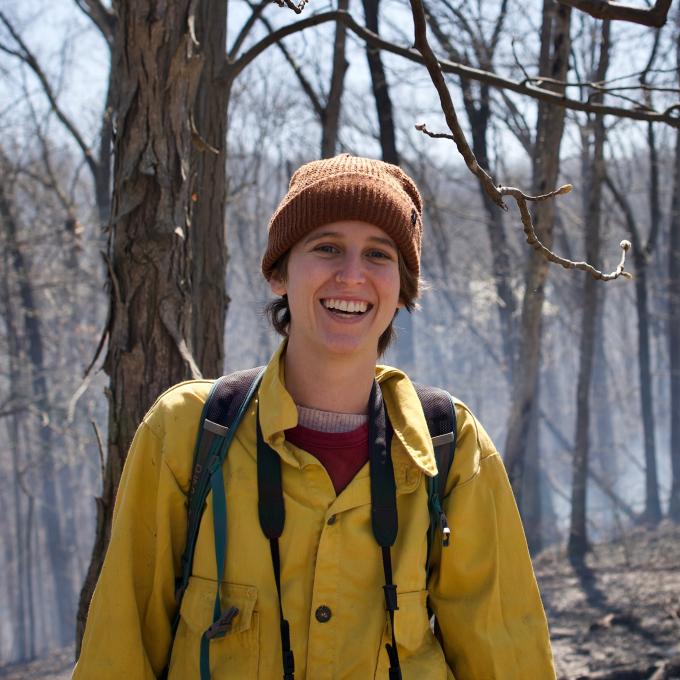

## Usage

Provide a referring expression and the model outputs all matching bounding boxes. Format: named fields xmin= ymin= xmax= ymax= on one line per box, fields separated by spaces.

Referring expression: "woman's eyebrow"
xmin=303 ymin=230 xmax=341 ymax=244
xmin=304 ymin=231 xmax=397 ymax=252
xmin=367 ymin=235 xmax=397 ymax=252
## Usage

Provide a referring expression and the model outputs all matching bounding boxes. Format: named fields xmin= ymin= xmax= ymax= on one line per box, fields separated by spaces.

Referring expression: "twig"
xmin=502 ymin=182 xmax=633 ymax=280
xmin=410 ymin=0 xmax=631 ymax=282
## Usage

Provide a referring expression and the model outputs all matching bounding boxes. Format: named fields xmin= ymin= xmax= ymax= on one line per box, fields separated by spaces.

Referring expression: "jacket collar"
xmin=257 ymin=341 xmax=437 ymax=485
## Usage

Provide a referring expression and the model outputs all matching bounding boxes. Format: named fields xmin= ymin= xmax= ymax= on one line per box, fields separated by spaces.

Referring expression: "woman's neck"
xmin=282 ymin=340 xmax=376 ymax=414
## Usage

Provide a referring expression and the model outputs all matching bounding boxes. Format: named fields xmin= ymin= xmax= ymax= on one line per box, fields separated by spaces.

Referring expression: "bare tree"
xmin=569 ymin=19 xmax=611 ymax=560
xmin=603 ymin=30 xmax=666 ymax=524
xmin=503 ymin=1 xmax=573 ymax=547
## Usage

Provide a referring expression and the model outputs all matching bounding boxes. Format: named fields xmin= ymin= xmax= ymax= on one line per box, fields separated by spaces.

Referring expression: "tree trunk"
xmin=637 ymin=121 xmax=662 ymax=523
xmin=362 ymin=0 xmax=399 ymax=165
xmin=321 ymin=0 xmax=349 ymax=158
xmin=569 ymin=20 xmax=609 ymax=560
xmin=633 ymin=244 xmax=662 ymax=522
xmin=1 ymin=182 xmax=78 ymax=648
xmin=191 ymin=1 xmax=229 ymax=377
xmin=1 ymin=248 xmax=29 ymax=659
xmin=76 ymin=0 xmax=229 ymax=654
xmin=504 ymin=1 xmax=572 ymax=534
xmin=670 ymin=99 xmax=680 ymax=521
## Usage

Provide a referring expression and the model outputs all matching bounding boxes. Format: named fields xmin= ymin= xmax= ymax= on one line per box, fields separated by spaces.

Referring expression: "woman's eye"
xmin=367 ymin=249 xmax=391 ymax=260
xmin=315 ymin=244 xmax=339 ymax=254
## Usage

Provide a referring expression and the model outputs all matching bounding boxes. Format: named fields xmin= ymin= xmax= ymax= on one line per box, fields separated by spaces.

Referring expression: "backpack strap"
xmin=257 ymin=406 xmax=295 ymax=680
xmin=166 ymin=366 xmax=265 ymax=680
xmin=412 ymin=383 xmax=457 ymax=575
xmin=367 ymin=380 xmax=402 ymax=680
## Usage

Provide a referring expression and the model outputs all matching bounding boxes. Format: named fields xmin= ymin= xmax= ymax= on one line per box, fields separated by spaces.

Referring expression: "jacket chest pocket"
xmin=169 ymin=576 xmax=259 ymax=679
xmin=375 ymin=589 xmax=447 ymax=679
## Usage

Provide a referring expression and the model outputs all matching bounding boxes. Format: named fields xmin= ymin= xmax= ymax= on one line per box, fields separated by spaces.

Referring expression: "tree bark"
xmin=191 ymin=1 xmax=229 ymax=377
xmin=76 ymin=0 xmax=229 ymax=654
xmin=569 ymin=20 xmax=609 ymax=561
xmin=504 ymin=1 xmax=572 ymax=536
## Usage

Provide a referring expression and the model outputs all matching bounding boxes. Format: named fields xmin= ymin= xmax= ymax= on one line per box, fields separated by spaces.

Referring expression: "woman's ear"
xmin=269 ymin=274 xmax=287 ymax=297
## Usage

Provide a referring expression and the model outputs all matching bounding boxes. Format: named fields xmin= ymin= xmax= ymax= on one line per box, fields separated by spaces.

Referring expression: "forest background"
xmin=1 ymin=0 xmax=679 ymax=677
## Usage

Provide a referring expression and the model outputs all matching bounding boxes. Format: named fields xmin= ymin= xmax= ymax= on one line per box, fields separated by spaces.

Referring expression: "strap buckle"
xmin=439 ymin=512 xmax=451 ymax=547
xmin=204 ymin=606 xmax=239 ymax=640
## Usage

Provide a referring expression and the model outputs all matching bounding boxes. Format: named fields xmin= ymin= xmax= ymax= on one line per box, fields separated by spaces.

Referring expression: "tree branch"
xmin=73 ymin=0 xmax=116 ymax=48
xmin=558 ymin=0 xmax=672 ymax=28
xmin=234 ymin=10 xmax=680 ymax=128
xmin=229 ymin=0 xmax=270 ymax=61
xmin=255 ymin=10 xmax=325 ymax=119
xmin=0 ymin=11 xmax=99 ymax=178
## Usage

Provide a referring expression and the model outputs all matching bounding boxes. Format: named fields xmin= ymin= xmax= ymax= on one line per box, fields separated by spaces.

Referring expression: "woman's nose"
xmin=335 ymin=253 xmax=366 ymax=285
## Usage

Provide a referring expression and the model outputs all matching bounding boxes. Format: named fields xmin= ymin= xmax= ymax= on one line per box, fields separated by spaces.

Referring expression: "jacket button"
xmin=327 ymin=515 xmax=336 ymax=525
xmin=315 ymin=605 xmax=332 ymax=623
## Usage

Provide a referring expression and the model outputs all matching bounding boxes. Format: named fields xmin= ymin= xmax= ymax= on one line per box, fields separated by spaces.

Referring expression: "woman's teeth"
xmin=322 ymin=299 xmax=369 ymax=314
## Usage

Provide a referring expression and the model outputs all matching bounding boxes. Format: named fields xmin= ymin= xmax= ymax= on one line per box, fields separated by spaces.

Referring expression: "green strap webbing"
xmin=191 ymin=371 xmax=264 ymax=680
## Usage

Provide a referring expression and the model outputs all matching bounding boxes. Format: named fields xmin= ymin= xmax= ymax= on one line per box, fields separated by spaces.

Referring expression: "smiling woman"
xmin=73 ymin=154 xmax=557 ymax=680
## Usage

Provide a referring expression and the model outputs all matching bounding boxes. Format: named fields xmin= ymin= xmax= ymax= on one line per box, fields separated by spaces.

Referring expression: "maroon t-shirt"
xmin=285 ymin=422 xmax=369 ymax=495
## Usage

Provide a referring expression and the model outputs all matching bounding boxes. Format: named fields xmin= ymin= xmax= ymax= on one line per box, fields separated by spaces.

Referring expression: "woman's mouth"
xmin=321 ymin=298 xmax=373 ymax=318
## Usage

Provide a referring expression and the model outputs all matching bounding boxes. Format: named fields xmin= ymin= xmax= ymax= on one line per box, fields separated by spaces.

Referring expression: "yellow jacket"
xmin=74 ymin=345 xmax=555 ymax=679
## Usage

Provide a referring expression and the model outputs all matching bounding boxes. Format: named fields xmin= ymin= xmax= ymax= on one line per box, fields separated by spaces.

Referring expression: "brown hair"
xmin=264 ymin=249 xmax=423 ymax=357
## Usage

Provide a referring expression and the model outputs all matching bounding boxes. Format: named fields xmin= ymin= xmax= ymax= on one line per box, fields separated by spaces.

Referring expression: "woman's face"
xmin=269 ymin=220 xmax=403 ymax=361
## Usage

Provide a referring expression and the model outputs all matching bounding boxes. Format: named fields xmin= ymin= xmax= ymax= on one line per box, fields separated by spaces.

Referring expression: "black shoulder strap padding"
xmin=369 ymin=380 xmax=398 ymax=548
xmin=203 ymin=366 xmax=266 ymax=428
xmin=412 ymin=383 xmax=457 ymax=494
xmin=257 ymin=408 xmax=285 ymax=539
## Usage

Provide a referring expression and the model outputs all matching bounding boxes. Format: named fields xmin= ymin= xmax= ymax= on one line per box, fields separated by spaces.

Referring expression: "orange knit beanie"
xmin=261 ymin=154 xmax=423 ymax=279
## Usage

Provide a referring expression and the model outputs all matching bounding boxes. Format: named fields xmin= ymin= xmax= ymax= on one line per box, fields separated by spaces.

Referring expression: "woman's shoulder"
xmin=135 ymin=380 xmax=215 ymax=491
xmin=143 ymin=379 xmax=215 ymax=436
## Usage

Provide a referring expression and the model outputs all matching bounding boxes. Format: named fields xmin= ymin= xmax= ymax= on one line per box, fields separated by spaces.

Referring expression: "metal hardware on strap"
xmin=205 ymin=606 xmax=239 ymax=639
xmin=439 ymin=512 xmax=451 ymax=547
xmin=431 ymin=431 xmax=455 ymax=447
xmin=203 ymin=418 xmax=229 ymax=437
